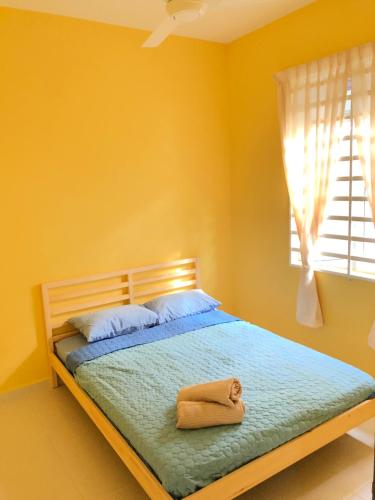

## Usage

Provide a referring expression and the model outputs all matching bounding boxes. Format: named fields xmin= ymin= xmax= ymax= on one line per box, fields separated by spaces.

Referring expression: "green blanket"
xmin=75 ymin=320 xmax=375 ymax=498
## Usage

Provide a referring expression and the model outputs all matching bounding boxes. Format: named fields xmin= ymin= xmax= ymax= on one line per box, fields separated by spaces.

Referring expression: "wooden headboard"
xmin=41 ymin=257 xmax=200 ymax=353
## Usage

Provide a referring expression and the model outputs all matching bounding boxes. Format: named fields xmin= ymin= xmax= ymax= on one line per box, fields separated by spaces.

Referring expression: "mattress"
xmin=56 ymin=333 xmax=87 ymax=363
xmin=58 ymin=314 xmax=375 ymax=498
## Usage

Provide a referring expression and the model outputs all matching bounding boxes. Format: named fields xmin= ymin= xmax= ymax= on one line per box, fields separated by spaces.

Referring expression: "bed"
xmin=41 ymin=257 xmax=375 ymax=499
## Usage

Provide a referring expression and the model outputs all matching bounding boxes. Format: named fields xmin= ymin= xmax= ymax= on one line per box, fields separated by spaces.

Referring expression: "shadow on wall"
xmin=2 ymin=285 xmax=49 ymax=392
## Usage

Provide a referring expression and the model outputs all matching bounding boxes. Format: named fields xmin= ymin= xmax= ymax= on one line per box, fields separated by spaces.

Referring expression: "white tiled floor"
xmin=0 ymin=382 xmax=373 ymax=500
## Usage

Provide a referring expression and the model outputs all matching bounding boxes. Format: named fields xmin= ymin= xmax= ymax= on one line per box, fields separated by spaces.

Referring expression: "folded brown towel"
xmin=176 ymin=400 xmax=245 ymax=429
xmin=177 ymin=378 xmax=242 ymax=408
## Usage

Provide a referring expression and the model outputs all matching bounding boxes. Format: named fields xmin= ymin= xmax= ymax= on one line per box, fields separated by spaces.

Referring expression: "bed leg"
xmin=51 ymin=367 xmax=61 ymax=388
xmin=372 ymin=433 xmax=375 ymax=500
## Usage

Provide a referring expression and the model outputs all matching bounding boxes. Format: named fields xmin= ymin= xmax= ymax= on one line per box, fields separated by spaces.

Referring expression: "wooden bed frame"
xmin=41 ymin=257 xmax=375 ymax=500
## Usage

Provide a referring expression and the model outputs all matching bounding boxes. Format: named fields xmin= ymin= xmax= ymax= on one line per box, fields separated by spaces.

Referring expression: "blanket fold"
xmin=177 ymin=377 xmax=242 ymax=408
xmin=176 ymin=400 xmax=245 ymax=429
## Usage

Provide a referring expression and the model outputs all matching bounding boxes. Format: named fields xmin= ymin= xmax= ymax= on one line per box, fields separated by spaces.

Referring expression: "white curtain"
xmin=350 ymin=42 xmax=375 ymax=348
xmin=351 ymin=42 xmax=375 ymax=223
xmin=275 ymin=53 xmax=349 ymax=328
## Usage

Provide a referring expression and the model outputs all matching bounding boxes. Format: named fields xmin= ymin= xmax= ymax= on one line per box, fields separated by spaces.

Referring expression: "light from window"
xmin=290 ymin=81 xmax=375 ymax=281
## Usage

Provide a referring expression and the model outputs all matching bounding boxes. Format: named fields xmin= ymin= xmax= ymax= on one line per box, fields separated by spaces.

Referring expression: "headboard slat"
xmin=50 ymin=282 xmax=129 ymax=303
xmin=51 ymin=294 xmax=131 ymax=316
xmin=46 ymin=269 xmax=130 ymax=289
xmin=133 ymin=279 xmax=196 ymax=300
xmin=42 ymin=257 xmax=200 ymax=352
xmin=133 ymin=269 xmax=195 ymax=286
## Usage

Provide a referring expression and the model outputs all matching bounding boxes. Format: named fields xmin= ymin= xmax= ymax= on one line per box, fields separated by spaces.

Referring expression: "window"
xmin=290 ymin=81 xmax=375 ymax=281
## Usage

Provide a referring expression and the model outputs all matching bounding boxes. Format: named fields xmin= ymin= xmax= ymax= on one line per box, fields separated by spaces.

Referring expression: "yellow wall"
xmin=228 ymin=0 xmax=375 ymax=376
xmin=2 ymin=0 xmax=375 ymax=395
xmin=0 ymin=8 xmax=232 ymax=393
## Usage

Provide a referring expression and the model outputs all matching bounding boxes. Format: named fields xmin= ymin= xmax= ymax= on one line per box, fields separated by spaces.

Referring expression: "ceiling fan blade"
xmin=142 ymin=17 xmax=178 ymax=48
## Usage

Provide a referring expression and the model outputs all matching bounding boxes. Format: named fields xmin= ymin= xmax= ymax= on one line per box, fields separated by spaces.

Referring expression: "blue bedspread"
xmin=67 ymin=310 xmax=239 ymax=372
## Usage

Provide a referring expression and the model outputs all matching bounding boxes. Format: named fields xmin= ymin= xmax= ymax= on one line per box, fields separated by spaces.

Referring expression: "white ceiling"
xmin=0 ymin=0 xmax=314 ymax=44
